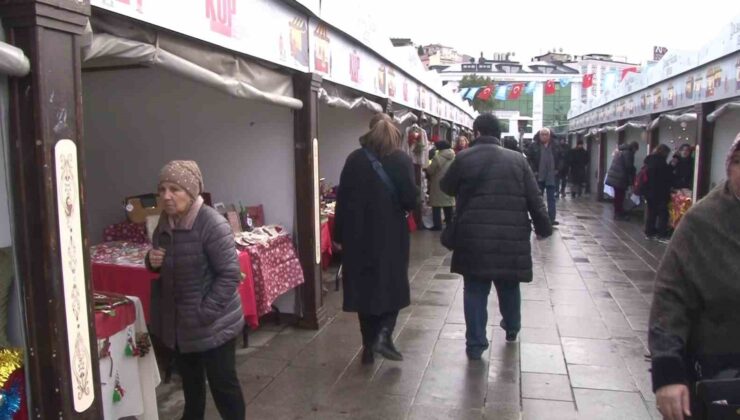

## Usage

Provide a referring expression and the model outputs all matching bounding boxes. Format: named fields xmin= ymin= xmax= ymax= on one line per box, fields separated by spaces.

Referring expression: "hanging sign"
xmin=570 ymin=51 xmax=740 ymax=130
xmin=55 ymin=139 xmax=95 ymax=413
xmin=91 ymin=0 xmax=311 ymax=72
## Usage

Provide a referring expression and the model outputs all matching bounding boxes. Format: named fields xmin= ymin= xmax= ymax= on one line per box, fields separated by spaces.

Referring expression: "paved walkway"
xmin=157 ymin=197 xmax=669 ymax=419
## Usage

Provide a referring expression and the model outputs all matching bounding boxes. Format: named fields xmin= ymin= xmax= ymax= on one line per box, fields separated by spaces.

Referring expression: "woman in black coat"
xmin=334 ymin=113 xmax=418 ymax=365
xmin=568 ymin=140 xmax=589 ymax=198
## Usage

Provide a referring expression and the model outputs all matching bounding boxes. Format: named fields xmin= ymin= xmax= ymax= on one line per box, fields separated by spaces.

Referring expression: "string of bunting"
xmin=460 ymin=79 xmax=572 ymax=102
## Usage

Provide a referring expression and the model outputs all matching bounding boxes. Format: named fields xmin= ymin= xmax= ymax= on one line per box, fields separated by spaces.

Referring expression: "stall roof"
xmin=568 ymin=13 xmax=740 ymax=130
xmin=88 ymin=0 xmax=475 ymax=127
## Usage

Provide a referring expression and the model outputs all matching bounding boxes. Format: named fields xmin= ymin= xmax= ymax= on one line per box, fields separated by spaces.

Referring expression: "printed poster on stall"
xmin=91 ymin=0 xmax=311 ymax=72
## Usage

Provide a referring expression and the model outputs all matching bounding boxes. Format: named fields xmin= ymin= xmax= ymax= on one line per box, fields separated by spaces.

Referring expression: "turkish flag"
xmin=621 ymin=67 xmax=638 ymax=80
xmin=582 ymin=73 xmax=594 ymax=88
xmin=545 ymin=80 xmax=556 ymax=95
xmin=477 ymin=85 xmax=493 ymax=101
xmin=509 ymin=83 xmax=524 ymax=100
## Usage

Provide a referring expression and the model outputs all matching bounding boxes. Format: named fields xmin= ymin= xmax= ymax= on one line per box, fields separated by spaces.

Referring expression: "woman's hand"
xmin=148 ymin=248 xmax=166 ymax=269
xmin=656 ymin=384 xmax=691 ymax=420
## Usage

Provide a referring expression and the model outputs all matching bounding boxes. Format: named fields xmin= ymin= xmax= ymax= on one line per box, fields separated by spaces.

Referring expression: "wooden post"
xmin=617 ymin=120 xmax=626 ymax=146
xmin=1 ymin=0 xmax=103 ymax=417
xmin=292 ymin=73 xmax=327 ymax=330
xmin=694 ymin=102 xmax=716 ymax=199
xmin=598 ymin=131 xmax=608 ymax=201
xmin=648 ymin=113 xmax=661 ymax=152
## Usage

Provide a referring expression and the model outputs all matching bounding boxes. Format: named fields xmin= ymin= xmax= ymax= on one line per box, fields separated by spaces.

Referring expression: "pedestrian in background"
xmin=649 ymin=133 xmax=740 ymax=420
xmin=527 ymin=128 xmax=562 ymax=225
xmin=334 ymin=113 xmax=418 ymax=365
xmin=503 ymin=136 xmax=522 ymax=153
xmin=671 ymin=143 xmax=695 ymax=190
xmin=147 ymin=160 xmax=246 ymax=420
xmin=441 ymin=114 xmax=552 ymax=360
xmin=643 ymin=144 xmax=674 ymax=241
xmin=557 ymin=137 xmax=570 ymax=197
xmin=425 ymin=140 xmax=455 ymax=231
xmin=605 ymin=141 xmax=640 ymax=220
xmin=568 ymin=140 xmax=589 ymax=198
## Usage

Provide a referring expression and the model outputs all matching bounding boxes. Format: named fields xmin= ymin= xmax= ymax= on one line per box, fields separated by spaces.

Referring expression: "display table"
xmin=91 ymin=242 xmax=259 ymax=329
xmin=95 ymin=296 xmax=159 ymax=420
xmin=243 ymin=234 xmax=305 ymax=316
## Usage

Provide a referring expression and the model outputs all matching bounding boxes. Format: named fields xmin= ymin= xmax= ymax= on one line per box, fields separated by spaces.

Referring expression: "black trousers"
xmin=358 ymin=311 xmax=399 ymax=348
xmin=645 ymin=197 xmax=669 ymax=237
xmin=432 ymin=206 xmax=454 ymax=230
xmin=176 ymin=338 xmax=245 ymax=420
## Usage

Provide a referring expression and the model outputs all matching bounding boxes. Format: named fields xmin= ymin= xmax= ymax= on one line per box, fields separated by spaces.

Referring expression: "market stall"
xmin=708 ymin=101 xmax=740 ymax=189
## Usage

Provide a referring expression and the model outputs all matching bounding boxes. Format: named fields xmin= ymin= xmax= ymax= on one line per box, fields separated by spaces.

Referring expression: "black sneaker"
xmin=361 ymin=347 xmax=374 ymax=365
xmin=506 ymin=331 xmax=519 ymax=343
xmin=552 ymin=221 xmax=560 ymax=226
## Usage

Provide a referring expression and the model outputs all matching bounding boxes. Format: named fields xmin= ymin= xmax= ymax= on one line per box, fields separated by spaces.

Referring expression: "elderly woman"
xmin=649 ymin=134 xmax=740 ymax=420
xmin=146 ymin=160 xmax=245 ymax=420
xmin=334 ymin=114 xmax=418 ymax=365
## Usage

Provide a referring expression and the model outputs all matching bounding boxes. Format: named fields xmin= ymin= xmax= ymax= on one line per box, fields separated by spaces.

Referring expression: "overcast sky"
xmin=370 ymin=0 xmax=739 ymax=64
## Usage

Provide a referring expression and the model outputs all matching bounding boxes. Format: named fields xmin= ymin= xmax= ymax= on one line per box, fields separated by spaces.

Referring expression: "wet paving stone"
xmin=157 ymin=199 xmax=670 ymax=419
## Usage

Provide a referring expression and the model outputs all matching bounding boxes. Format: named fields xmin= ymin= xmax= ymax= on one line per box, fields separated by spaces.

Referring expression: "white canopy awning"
xmin=649 ymin=112 xmax=697 ymax=131
xmin=83 ymin=14 xmax=302 ymax=109
xmin=0 ymin=41 xmax=30 ymax=77
xmin=707 ymin=102 xmax=740 ymax=123
xmin=317 ymin=87 xmax=383 ymax=114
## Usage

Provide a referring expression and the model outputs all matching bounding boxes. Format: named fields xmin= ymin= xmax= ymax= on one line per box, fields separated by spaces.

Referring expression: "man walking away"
xmin=605 ymin=141 xmax=640 ymax=220
xmin=441 ymin=114 xmax=553 ymax=360
xmin=643 ymin=144 xmax=674 ymax=242
xmin=568 ymin=140 xmax=589 ymax=198
xmin=425 ymin=140 xmax=455 ymax=230
xmin=527 ymin=128 xmax=561 ymax=225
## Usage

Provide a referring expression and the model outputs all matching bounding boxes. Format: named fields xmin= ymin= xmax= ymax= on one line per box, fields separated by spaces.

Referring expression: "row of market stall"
xmin=567 ymin=15 xmax=740 ymax=210
xmin=0 ymin=0 xmax=475 ymax=418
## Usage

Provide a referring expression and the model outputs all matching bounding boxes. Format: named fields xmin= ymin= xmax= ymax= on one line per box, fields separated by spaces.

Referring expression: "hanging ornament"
xmin=99 ymin=338 xmax=113 ymax=377
xmin=125 ymin=328 xmax=140 ymax=357
xmin=112 ymin=373 xmax=125 ymax=403
xmin=136 ymin=333 xmax=152 ymax=357
xmin=0 ymin=379 xmax=22 ymax=419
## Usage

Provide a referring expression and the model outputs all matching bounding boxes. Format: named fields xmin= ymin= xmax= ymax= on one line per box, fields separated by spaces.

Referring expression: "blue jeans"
xmin=539 ymin=181 xmax=557 ymax=222
xmin=463 ymin=278 xmax=521 ymax=353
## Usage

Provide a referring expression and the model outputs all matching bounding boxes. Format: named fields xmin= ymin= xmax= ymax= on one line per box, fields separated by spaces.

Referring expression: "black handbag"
xmin=696 ymin=369 xmax=740 ymax=419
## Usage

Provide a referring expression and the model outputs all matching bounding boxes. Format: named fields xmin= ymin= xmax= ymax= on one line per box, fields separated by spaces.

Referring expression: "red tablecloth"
xmin=94 ymin=299 xmax=136 ymax=339
xmin=320 ymin=220 xmax=332 ymax=270
xmin=246 ymin=234 xmax=305 ymax=316
xmin=92 ymin=245 xmax=259 ymax=329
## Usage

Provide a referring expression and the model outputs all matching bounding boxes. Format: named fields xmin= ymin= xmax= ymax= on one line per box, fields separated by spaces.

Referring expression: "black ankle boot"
xmin=373 ymin=328 xmax=403 ymax=361
xmin=361 ymin=347 xmax=375 ymax=365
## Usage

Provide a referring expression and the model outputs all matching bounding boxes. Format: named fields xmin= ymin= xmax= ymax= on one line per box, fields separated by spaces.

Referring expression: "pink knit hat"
xmin=158 ymin=160 xmax=204 ymax=199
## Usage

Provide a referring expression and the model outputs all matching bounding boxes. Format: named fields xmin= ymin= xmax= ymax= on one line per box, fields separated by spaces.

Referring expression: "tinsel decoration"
xmin=125 ymin=328 xmax=140 ymax=357
xmin=0 ymin=379 xmax=21 ymax=420
xmin=0 ymin=349 xmax=22 ymax=389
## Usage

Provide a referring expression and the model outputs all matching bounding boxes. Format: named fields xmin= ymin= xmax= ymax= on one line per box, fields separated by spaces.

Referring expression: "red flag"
xmin=508 ymin=83 xmax=524 ymax=100
xmin=545 ymin=80 xmax=556 ymax=95
xmin=621 ymin=67 xmax=638 ymax=80
xmin=477 ymin=85 xmax=493 ymax=101
xmin=582 ymin=73 xmax=594 ymax=88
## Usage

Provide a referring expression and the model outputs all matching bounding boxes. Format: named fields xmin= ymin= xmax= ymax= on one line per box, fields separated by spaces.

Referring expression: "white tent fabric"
xmin=317 ymin=88 xmax=383 ymax=114
xmin=0 ymin=41 xmax=30 ymax=77
xmin=707 ymin=102 xmax=740 ymax=123
xmin=83 ymin=15 xmax=302 ymax=109
xmin=393 ymin=110 xmax=418 ymax=125
xmin=649 ymin=112 xmax=697 ymax=130
xmin=616 ymin=122 xmax=648 ymax=132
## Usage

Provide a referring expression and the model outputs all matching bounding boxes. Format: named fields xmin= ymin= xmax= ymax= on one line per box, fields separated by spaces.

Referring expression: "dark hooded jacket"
xmin=644 ymin=153 xmax=674 ymax=201
xmin=672 ymin=156 xmax=695 ymax=190
xmin=648 ymin=181 xmax=740 ymax=392
xmin=440 ymin=136 xmax=552 ymax=282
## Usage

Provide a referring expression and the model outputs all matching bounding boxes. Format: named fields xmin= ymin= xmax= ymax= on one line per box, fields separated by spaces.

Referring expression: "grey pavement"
xmin=156 ymin=197 xmax=667 ymax=419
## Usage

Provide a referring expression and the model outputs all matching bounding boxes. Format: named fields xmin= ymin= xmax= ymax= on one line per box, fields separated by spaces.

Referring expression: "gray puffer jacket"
xmin=605 ymin=143 xmax=637 ymax=189
xmin=147 ymin=204 xmax=244 ymax=353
